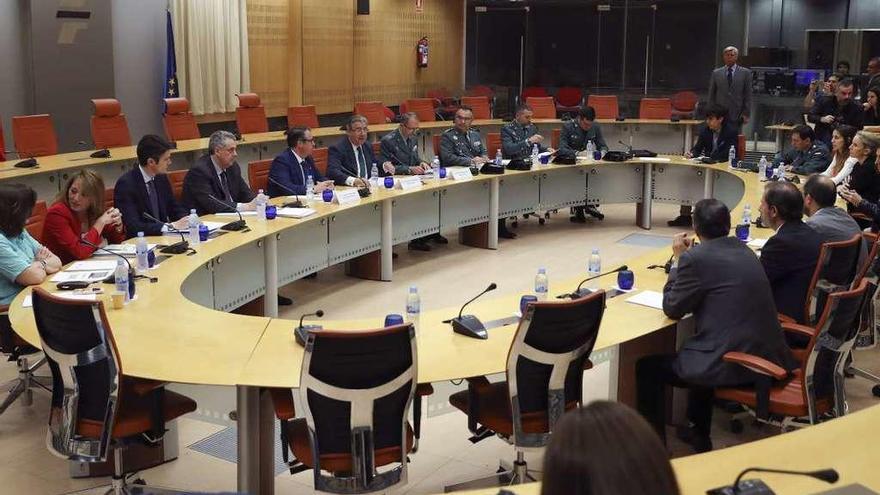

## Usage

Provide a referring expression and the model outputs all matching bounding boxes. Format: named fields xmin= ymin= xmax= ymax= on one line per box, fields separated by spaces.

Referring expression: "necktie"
xmin=727 ymin=67 xmax=733 ymax=88
xmin=146 ymin=180 xmax=160 ymax=220
xmin=220 ymin=171 xmax=233 ymax=202
xmin=356 ymin=146 xmax=367 ymax=178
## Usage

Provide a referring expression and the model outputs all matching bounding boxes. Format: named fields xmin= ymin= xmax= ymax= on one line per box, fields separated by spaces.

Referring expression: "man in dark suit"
xmin=808 ymin=79 xmax=864 ymax=146
xmin=758 ymin=181 xmax=823 ymax=324
xmin=327 ymin=115 xmax=391 ymax=187
xmin=115 ymin=135 xmax=188 ymax=238
xmin=267 ymin=127 xmax=334 ymax=198
xmin=182 ymin=130 xmax=257 ymax=215
xmin=708 ymin=46 xmax=752 ymax=129
xmin=804 ymin=174 xmax=866 ymax=267
xmin=636 ymin=199 xmax=795 ymax=453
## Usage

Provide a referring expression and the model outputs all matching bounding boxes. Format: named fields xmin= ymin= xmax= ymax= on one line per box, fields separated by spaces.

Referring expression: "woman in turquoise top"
xmin=0 ymin=184 xmax=61 ymax=353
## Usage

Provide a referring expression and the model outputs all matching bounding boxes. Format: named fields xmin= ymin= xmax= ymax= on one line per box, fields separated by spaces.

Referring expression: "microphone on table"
xmin=79 ymin=239 xmax=155 ymax=299
xmin=267 ymin=176 xmax=304 ymax=208
xmin=618 ymin=140 xmax=634 ymax=156
xmin=143 ymin=212 xmax=190 ymax=254
xmin=707 ymin=467 xmax=838 ymax=495
xmin=558 ymin=265 xmax=628 ymax=299
xmin=2 ymin=150 xmax=38 ymax=168
xmin=444 ymin=283 xmax=497 ymax=339
xmin=648 ymin=254 xmax=675 ymax=274
xmin=75 ymin=140 xmax=110 ymax=159
xmin=294 ymin=309 xmax=325 ymax=346
xmin=207 ymin=194 xmax=248 ymax=231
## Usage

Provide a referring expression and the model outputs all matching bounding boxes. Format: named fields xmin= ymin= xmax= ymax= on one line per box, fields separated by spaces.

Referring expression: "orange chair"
xmin=460 ymin=96 xmax=491 ymax=119
xmin=671 ymin=91 xmax=699 ymax=119
xmin=426 ymin=88 xmax=458 ymax=118
xmin=402 ymin=98 xmax=437 ymax=122
xmin=0 ymin=121 xmax=5 ymax=162
xmin=383 ymin=106 xmax=396 ymax=122
xmin=248 ymin=159 xmax=272 ymax=193
xmin=12 ymin=114 xmax=58 ymax=158
xmin=235 ymin=93 xmax=269 ymax=135
xmin=587 ymin=95 xmax=620 ymax=120
xmin=167 ymin=170 xmax=187 ymax=202
xmin=487 ymin=132 xmax=501 ymax=158
xmin=526 ymin=97 xmax=556 ymax=119
xmin=26 ymin=200 xmax=48 ymax=244
xmin=521 ymin=86 xmax=548 ymax=102
xmin=737 ymin=134 xmax=746 ymax=162
xmin=371 ymin=141 xmax=382 ymax=161
xmin=555 ymin=87 xmax=584 ymax=116
xmin=313 ymin=147 xmax=329 ymax=176
xmin=552 ymin=129 xmax=561 ymax=149
xmin=287 ymin=105 xmax=320 ymax=129
xmin=162 ymin=98 xmax=200 ymax=142
xmin=639 ymin=98 xmax=673 ymax=120
xmin=104 ymin=188 xmax=114 ymax=210
xmin=90 ymin=99 xmax=131 ymax=149
xmin=354 ymin=101 xmax=389 ymax=125
xmin=432 ymin=135 xmax=441 ymax=160
xmin=467 ymin=85 xmax=495 ymax=98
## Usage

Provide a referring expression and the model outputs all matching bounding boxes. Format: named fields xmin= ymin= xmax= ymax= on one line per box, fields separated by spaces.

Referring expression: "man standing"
xmin=708 ymin=46 xmax=753 ymax=130
xmin=809 ymin=79 xmax=864 ymax=146
xmin=267 ymin=127 xmax=334 ymax=198
xmin=866 ymin=57 xmax=880 ymax=91
xmin=327 ymin=115 xmax=390 ymax=187
xmin=501 ymin=104 xmax=554 ymax=160
xmin=803 ymin=174 xmax=866 ymax=267
xmin=558 ymin=106 xmax=608 ymax=223
xmin=115 ymin=134 xmax=189 ymax=237
xmin=182 ymin=130 xmax=257 ymax=215
xmin=771 ymin=124 xmax=831 ymax=175
xmin=636 ymin=199 xmax=795 ymax=453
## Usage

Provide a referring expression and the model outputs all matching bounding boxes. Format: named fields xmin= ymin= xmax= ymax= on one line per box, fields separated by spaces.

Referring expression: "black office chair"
xmin=847 ymin=233 xmax=880 ymax=398
xmin=278 ymin=323 xmax=418 ymax=494
xmin=445 ymin=291 xmax=605 ymax=491
xmin=31 ymin=287 xmax=197 ymax=495
xmin=0 ymin=303 xmax=51 ymax=417
xmin=805 ymin=234 xmax=862 ymax=325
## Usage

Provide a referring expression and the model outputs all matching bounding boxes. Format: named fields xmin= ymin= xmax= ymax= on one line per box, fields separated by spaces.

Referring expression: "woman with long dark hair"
xmin=821 ymin=124 xmax=858 ymax=184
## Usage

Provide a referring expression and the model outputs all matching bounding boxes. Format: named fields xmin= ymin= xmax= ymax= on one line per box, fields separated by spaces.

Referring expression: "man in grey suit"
xmin=636 ymin=199 xmax=795 ymax=453
xmin=804 ymin=174 xmax=866 ymax=267
xmin=708 ymin=46 xmax=752 ymax=129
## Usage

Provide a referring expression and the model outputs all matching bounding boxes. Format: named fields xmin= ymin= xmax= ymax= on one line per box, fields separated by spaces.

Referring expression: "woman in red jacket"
xmin=43 ymin=169 xmax=126 ymax=264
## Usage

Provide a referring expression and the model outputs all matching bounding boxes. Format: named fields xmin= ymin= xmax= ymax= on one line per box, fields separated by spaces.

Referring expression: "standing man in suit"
xmin=758 ymin=181 xmax=823 ymax=324
xmin=115 ymin=134 xmax=188 ymax=237
xmin=327 ymin=115 xmax=390 ymax=187
xmin=808 ymin=79 xmax=864 ymax=146
xmin=182 ymin=130 xmax=257 ymax=215
xmin=501 ymin=104 xmax=553 ymax=160
xmin=708 ymin=46 xmax=752 ymax=131
xmin=636 ymin=199 xmax=795 ymax=453
xmin=866 ymin=57 xmax=880 ymax=92
xmin=268 ymin=127 xmax=334 ymax=198
xmin=557 ymin=105 xmax=608 ymax=223
xmin=803 ymin=174 xmax=866 ymax=268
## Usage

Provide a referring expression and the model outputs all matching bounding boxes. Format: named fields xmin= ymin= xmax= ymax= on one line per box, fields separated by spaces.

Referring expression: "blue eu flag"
xmin=164 ymin=10 xmax=179 ymax=98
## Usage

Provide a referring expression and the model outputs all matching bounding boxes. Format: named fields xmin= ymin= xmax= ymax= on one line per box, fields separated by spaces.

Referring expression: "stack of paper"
xmin=50 ymin=259 xmax=118 ymax=284
xmin=625 ymin=290 xmax=664 ymax=310
xmin=93 ymin=244 xmax=158 ymax=256
xmin=276 ymin=207 xmax=317 ymax=219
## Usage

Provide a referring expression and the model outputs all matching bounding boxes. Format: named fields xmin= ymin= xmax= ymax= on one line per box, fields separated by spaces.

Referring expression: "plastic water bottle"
xmin=188 ymin=209 xmax=200 ymax=246
xmin=531 ymin=143 xmax=540 ymax=162
xmin=535 ymin=268 xmax=549 ymax=301
xmin=255 ymin=189 xmax=267 ymax=220
xmin=370 ymin=163 xmax=380 ymax=190
xmin=728 ymin=145 xmax=737 ymax=169
xmin=586 ymin=140 xmax=595 ymax=161
xmin=135 ymin=232 xmax=149 ymax=273
xmin=305 ymin=174 xmax=315 ymax=202
xmin=114 ymin=259 xmax=129 ymax=303
xmin=432 ymin=155 xmax=440 ymax=170
xmin=495 ymin=149 xmax=503 ymax=167
xmin=406 ymin=286 xmax=421 ymax=327
xmin=736 ymin=204 xmax=752 ymax=241
xmin=742 ymin=204 xmax=752 ymax=225
xmin=588 ymin=248 xmax=601 ymax=290
xmin=758 ymin=155 xmax=768 ymax=181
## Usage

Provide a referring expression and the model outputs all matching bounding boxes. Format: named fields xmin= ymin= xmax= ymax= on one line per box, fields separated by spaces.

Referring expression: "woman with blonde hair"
xmin=43 ymin=169 xmax=126 ymax=264
xmin=838 ymin=131 xmax=880 ymax=229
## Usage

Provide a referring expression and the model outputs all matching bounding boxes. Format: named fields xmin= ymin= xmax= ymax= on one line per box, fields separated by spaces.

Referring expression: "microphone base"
xmin=221 ymin=220 xmax=247 ymax=231
xmin=282 ymin=200 xmax=303 ymax=208
xmin=451 ymin=315 xmax=488 ymax=339
xmin=707 ymin=479 xmax=774 ymax=495
xmin=570 ymin=288 xmax=598 ymax=299
xmin=294 ymin=324 xmax=323 ymax=347
xmin=160 ymin=241 xmax=190 ymax=255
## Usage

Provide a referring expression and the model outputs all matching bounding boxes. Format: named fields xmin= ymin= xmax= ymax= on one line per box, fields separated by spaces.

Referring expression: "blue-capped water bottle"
xmin=114 ymin=259 xmax=130 ymax=303
xmin=535 ymin=267 xmax=548 ymax=301
xmin=728 ymin=145 xmax=737 ymax=169
xmin=588 ymin=248 xmax=601 ymax=291
xmin=135 ymin=232 xmax=148 ymax=273
xmin=406 ymin=286 xmax=420 ymax=328
xmin=188 ymin=209 xmax=200 ymax=246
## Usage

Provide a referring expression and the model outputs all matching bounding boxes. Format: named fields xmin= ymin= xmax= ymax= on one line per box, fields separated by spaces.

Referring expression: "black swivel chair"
xmin=31 ymin=287 xmax=197 ymax=495
xmin=278 ymin=323 xmax=418 ymax=494
xmin=0 ymin=304 xmax=51 ymax=417
xmin=805 ymin=234 xmax=863 ymax=325
xmin=445 ymin=291 xmax=605 ymax=491
xmin=847 ymin=233 xmax=880 ymax=398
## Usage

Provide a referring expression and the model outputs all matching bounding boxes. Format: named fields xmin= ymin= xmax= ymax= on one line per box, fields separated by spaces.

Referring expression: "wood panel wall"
xmin=301 ymin=0 xmax=355 ymax=114
xmin=247 ymin=0 xmax=290 ymax=116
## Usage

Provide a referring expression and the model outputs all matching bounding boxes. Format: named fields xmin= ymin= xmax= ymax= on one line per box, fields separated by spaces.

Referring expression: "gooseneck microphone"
xmin=294 ymin=309 xmax=325 ymax=346
xmin=267 ymin=176 xmax=304 ymax=208
xmin=207 ymin=194 xmax=248 ymax=231
xmin=79 ymin=239 xmax=154 ymax=300
xmin=445 ymin=283 xmax=497 ymax=339
xmin=559 ymin=265 xmax=628 ymax=299
xmin=143 ymin=212 xmax=190 ymax=254
xmin=708 ymin=467 xmax=838 ymax=494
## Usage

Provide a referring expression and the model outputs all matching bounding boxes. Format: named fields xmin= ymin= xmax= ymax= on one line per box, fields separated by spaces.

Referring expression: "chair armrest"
xmin=722 ymin=352 xmax=787 ymax=380
xmin=777 ymin=313 xmax=796 ymax=324
xmin=269 ymin=388 xmax=296 ymax=421
xmin=781 ymin=321 xmax=816 ymax=339
xmin=583 ymin=359 xmax=593 ymax=371
xmin=863 ymin=232 xmax=878 ymax=244
xmin=124 ymin=376 xmax=168 ymax=396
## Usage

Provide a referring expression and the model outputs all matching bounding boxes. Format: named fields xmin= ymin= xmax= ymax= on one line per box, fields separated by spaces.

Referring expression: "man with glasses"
xmin=501 ymin=104 xmax=553 ymax=160
xmin=182 ymin=130 xmax=257 ymax=215
xmin=268 ymin=127 xmax=334 ymax=198
xmin=328 ymin=114 xmax=390 ymax=187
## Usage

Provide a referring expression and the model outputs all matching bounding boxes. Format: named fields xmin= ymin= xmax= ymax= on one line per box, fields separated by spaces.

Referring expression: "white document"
xmin=450 ymin=168 xmax=474 ymax=181
xmin=165 ymin=221 xmax=225 ymax=235
xmin=395 ymin=176 xmax=423 ymax=191
xmin=747 ymin=238 xmax=768 ymax=249
xmin=51 ymin=270 xmax=112 ymax=283
xmin=638 ymin=156 xmax=671 ymax=162
xmin=22 ymin=293 xmax=97 ymax=308
xmin=276 ymin=207 xmax=317 ymax=219
xmin=67 ymin=260 xmax=118 ymax=271
xmin=626 ymin=290 xmax=665 ymax=310
xmin=93 ymin=244 xmax=158 ymax=256
xmin=333 ymin=189 xmax=361 ymax=206
xmin=216 ymin=211 xmax=258 ymax=217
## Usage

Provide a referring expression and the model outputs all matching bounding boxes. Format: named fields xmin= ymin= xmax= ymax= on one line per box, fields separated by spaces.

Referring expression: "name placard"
xmin=396 ymin=176 xmax=423 ymax=190
xmin=333 ymin=188 xmax=361 ymax=206
xmin=450 ymin=168 xmax=474 ymax=181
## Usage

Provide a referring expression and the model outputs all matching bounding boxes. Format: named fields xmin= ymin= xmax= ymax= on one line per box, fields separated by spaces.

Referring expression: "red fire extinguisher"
xmin=417 ymin=37 xmax=428 ymax=68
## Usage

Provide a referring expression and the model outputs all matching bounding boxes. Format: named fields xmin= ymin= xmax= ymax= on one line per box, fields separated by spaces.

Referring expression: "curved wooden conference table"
xmin=7 ymin=154 xmax=877 ymax=494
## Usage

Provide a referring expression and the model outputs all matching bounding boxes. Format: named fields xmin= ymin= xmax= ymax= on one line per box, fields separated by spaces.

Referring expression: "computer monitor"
xmin=794 ymin=69 xmax=825 ymax=88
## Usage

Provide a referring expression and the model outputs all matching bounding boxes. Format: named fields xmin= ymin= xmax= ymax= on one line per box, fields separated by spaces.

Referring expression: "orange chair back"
xmin=587 ymin=95 xmax=620 ymax=120
xmin=313 ymin=147 xmax=329 ymax=176
xmin=90 ymin=98 xmax=131 ymax=149
xmin=167 ymin=170 xmax=187 ymax=202
xmin=432 ymin=135 xmax=441 ymax=159
xmin=26 ymin=200 xmax=48 ymax=244
xmin=404 ymin=98 xmax=436 ymax=122
xmin=426 ymin=88 xmax=450 ymax=101
xmin=235 ymin=93 xmax=269 ymax=135
xmin=354 ymin=102 xmax=388 ymax=125
xmin=552 ymin=129 xmax=561 ymax=149
xmin=162 ymin=98 xmax=200 ymax=142
xmin=0 ymin=121 xmax=5 ymax=162
xmin=639 ymin=98 xmax=672 ymax=120
xmin=104 ymin=188 xmax=115 ymax=210
xmin=671 ymin=91 xmax=699 ymax=112
xmin=287 ymin=105 xmax=320 ymax=129
xmin=371 ymin=141 xmax=382 ymax=160
xmin=526 ymin=97 xmax=556 ymax=119
xmin=248 ymin=159 xmax=272 ymax=193
xmin=466 ymin=85 xmax=494 ymax=98
xmin=460 ymin=96 xmax=491 ymax=119
xmin=521 ymin=86 xmax=548 ymax=99
xmin=555 ymin=87 xmax=583 ymax=107
xmin=737 ymin=134 xmax=745 ymax=161
xmin=12 ymin=114 xmax=58 ymax=158
xmin=487 ymin=132 xmax=501 ymax=158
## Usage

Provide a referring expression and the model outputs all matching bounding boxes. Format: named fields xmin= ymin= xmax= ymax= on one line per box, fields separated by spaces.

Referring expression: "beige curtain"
xmin=171 ymin=0 xmax=250 ymax=115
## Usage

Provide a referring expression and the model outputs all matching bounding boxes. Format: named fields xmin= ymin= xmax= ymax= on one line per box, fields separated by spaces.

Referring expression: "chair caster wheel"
xmin=512 ymin=221 xmax=519 ymax=228
xmin=538 ymin=218 xmax=546 ymax=225
xmin=873 ymin=385 xmax=880 ymax=398
xmin=729 ymin=419 xmax=744 ymax=434
xmin=544 ymin=212 xmax=551 ymax=219
xmin=132 ymin=478 xmax=146 ymax=485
